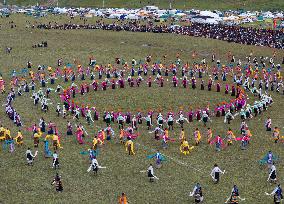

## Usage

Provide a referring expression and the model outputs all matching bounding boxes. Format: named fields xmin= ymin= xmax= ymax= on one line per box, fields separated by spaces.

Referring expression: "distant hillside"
xmin=5 ymin=0 xmax=284 ymax=11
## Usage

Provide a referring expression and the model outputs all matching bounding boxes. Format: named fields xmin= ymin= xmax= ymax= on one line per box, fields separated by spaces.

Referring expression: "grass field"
xmin=0 ymin=15 xmax=284 ymax=204
xmin=4 ymin=0 xmax=284 ymax=11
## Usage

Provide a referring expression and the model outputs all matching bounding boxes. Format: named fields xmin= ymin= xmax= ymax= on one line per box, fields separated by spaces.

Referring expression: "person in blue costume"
xmin=147 ymin=150 xmax=166 ymax=168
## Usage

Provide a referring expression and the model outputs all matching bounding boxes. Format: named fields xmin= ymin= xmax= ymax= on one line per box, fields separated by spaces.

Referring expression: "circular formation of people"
xmin=1 ymin=18 xmax=284 ymax=204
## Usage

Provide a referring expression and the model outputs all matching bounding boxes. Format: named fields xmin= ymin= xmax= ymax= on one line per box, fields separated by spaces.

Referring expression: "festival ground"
xmin=0 ymin=15 xmax=283 ymax=203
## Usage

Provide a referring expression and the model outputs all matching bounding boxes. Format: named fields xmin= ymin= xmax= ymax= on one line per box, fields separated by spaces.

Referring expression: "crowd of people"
xmin=35 ymin=20 xmax=284 ymax=49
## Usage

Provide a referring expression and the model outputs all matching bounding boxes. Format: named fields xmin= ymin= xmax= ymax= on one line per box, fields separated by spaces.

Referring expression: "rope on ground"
xmin=136 ymin=142 xmax=207 ymax=175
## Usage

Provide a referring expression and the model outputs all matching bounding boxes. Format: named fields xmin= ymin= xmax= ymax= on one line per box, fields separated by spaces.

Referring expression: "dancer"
xmin=15 ymin=130 xmax=24 ymax=145
xmin=56 ymin=103 xmax=61 ymax=117
xmin=51 ymin=173 xmax=63 ymax=192
xmin=87 ymin=157 xmax=106 ymax=175
xmin=76 ymin=125 xmax=84 ymax=144
xmin=210 ymin=164 xmax=225 ymax=184
xmin=225 ymin=185 xmax=245 ymax=203
xmin=117 ymin=114 xmax=126 ymax=129
xmin=118 ymin=192 xmax=128 ymax=204
xmin=51 ymin=150 xmax=59 ymax=169
xmin=157 ymin=113 xmax=164 ymax=128
xmin=167 ymin=114 xmax=174 ymax=130
xmin=125 ymin=138 xmax=135 ymax=155
xmin=200 ymin=111 xmax=210 ymax=127
xmin=180 ymin=139 xmax=194 ymax=155
xmin=176 ymin=113 xmax=189 ymax=128
xmin=26 ymin=148 xmax=37 ymax=166
xmin=207 ymin=128 xmax=213 ymax=144
xmin=33 ymin=131 xmax=41 ymax=148
xmin=259 ymin=151 xmax=278 ymax=168
xmin=147 ymin=164 xmax=158 ymax=182
xmin=224 ymin=110 xmax=234 ymax=124
xmin=147 ymin=150 xmax=165 ymax=168
xmin=265 ymin=117 xmax=272 ymax=131
xmin=189 ymin=183 xmax=204 ymax=203
xmin=161 ymin=132 xmax=168 ymax=149
xmin=226 ymin=128 xmax=236 ymax=146
xmin=239 ymin=133 xmax=250 ymax=150
xmin=266 ymin=184 xmax=283 ymax=204
xmin=67 ymin=121 xmax=73 ymax=135
xmin=52 ymin=134 xmax=59 ymax=150
xmin=194 ymin=128 xmax=201 ymax=145
xmin=272 ymin=127 xmax=280 ymax=143
xmin=267 ymin=162 xmax=277 ymax=183
xmin=179 ymin=128 xmax=185 ymax=143
xmin=104 ymin=125 xmax=115 ymax=140
xmin=144 ymin=114 xmax=152 ymax=130
xmin=210 ymin=135 xmax=224 ymax=151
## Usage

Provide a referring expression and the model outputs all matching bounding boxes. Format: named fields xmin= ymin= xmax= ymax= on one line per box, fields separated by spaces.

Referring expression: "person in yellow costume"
xmin=119 ymin=129 xmax=125 ymax=144
xmin=0 ymin=125 xmax=6 ymax=141
xmin=101 ymin=130 xmax=106 ymax=145
xmin=272 ymin=127 xmax=280 ymax=143
xmin=180 ymin=139 xmax=194 ymax=155
xmin=37 ymin=127 xmax=43 ymax=136
xmin=164 ymin=128 xmax=169 ymax=138
xmin=33 ymin=131 xmax=41 ymax=147
xmin=179 ymin=128 xmax=185 ymax=143
xmin=207 ymin=127 xmax=213 ymax=144
xmin=226 ymin=128 xmax=236 ymax=145
xmin=52 ymin=134 xmax=59 ymax=150
xmin=276 ymin=70 xmax=281 ymax=79
xmin=15 ymin=130 xmax=24 ymax=145
xmin=45 ymin=134 xmax=63 ymax=149
xmin=93 ymin=136 xmax=98 ymax=150
xmin=5 ymin=128 xmax=12 ymax=140
xmin=125 ymin=138 xmax=135 ymax=155
xmin=47 ymin=66 xmax=53 ymax=73
xmin=101 ymin=130 xmax=106 ymax=143
xmin=193 ymin=128 xmax=201 ymax=145
xmin=29 ymin=70 xmax=35 ymax=80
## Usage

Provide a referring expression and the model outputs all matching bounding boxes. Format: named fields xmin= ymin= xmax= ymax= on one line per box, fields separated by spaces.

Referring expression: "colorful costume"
xmin=189 ymin=183 xmax=203 ymax=203
xmin=179 ymin=129 xmax=185 ymax=143
xmin=226 ymin=129 xmax=236 ymax=145
xmin=194 ymin=129 xmax=201 ymax=145
xmin=15 ymin=131 xmax=23 ymax=145
xmin=180 ymin=140 xmax=194 ymax=155
xmin=207 ymin=128 xmax=213 ymax=144
xmin=272 ymin=127 xmax=280 ymax=143
xmin=33 ymin=132 xmax=41 ymax=148
xmin=210 ymin=135 xmax=224 ymax=151
xmin=118 ymin=193 xmax=128 ymax=204
xmin=125 ymin=139 xmax=135 ymax=155
xmin=52 ymin=174 xmax=63 ymax=192
xmin=147 ymin=152 xmax=166 ymax=167
xmin=76 ymin=126 xmax=84 ymax=144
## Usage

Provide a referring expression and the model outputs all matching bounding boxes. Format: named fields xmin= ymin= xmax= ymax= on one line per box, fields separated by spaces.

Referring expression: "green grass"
xmin=0 ymin=15 xmax=284 ymax=204
xmin=5 ymin=0 xmax=284 ymax=11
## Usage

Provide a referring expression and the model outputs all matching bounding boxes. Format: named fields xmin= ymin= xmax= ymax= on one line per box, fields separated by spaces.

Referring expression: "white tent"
xmin=125 ymin=14 xmax=139 ymax=20
xmin=199 ymin=11 xmax=219 ymax=18
xmin=223 ymin=15 xmax=239 ymax=21
xmin=108 ymin=13 xmax=121 ymax=19
xmin=263 ymin=11 xmax=274 ymax=19
xmin=54 ymin=7 xmax=68 ymax=14
xmin=204 ymin=18 xmax=219 ymax=24
xmin=275 ymin=13 xmax=284 ymax=18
